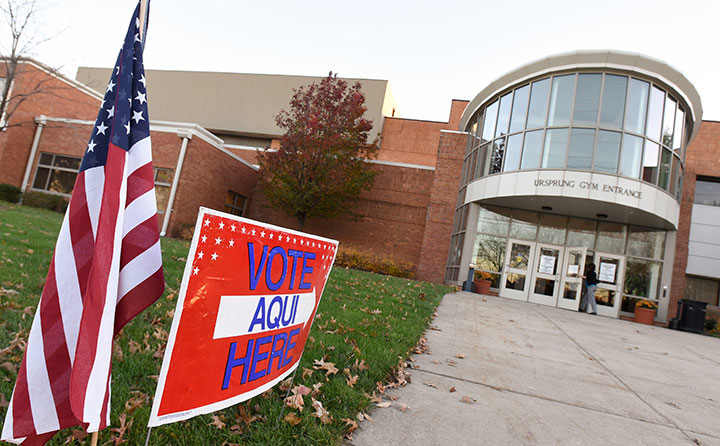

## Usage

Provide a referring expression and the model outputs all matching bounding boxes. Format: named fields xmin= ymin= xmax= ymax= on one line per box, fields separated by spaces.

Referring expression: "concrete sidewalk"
xmin=350 ymin=292 xmax=720 ymax=446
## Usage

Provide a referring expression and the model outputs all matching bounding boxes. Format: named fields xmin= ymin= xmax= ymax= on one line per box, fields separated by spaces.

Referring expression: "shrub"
xmin=0 ymin=184 xmax=21 ymax=203
xmin=334 ymin=247 xmax=415 ymax=279
xmin=705 ymin=318 xmax=718 ymax=333
xmin=22 ymin=191 xmax=69 ymax=213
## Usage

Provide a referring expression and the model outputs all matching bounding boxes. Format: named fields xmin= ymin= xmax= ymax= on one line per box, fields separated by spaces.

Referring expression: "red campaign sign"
xmin=148 ymin=208 xmax=338 ymax=426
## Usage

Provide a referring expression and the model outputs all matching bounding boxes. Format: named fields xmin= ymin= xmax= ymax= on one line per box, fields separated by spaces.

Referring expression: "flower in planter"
xmin=635 ymin=299 xmax=658 ymax=310
xmin=474 ymin=270 xmax=492 ymax=280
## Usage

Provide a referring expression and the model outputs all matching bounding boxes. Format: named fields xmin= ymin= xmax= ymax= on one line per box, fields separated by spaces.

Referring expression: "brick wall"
xmin=670 ymin=120 xmax=720 ymax=318
xmin=415 ymin=131 xmax=467 ymax=282
xmin=246 ymin=163 xmax=434 ymax=267
xmin=169 ymin=139 xmax=258 ymax=237
xmin=0 ymin=63 xmax=100 ymax=186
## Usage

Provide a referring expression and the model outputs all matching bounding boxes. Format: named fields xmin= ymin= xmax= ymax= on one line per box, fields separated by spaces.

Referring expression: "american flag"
xmin=2 ymin=3 xmax=164 ymax=444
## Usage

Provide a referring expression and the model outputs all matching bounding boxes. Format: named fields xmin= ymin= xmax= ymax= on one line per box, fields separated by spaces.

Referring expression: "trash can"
xmin=678 ymin=299 xmax=708 ymax=334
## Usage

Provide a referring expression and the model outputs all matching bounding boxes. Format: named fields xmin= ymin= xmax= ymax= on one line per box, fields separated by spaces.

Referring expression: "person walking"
xmin=580 ymin=263 xmax=599 ymax=314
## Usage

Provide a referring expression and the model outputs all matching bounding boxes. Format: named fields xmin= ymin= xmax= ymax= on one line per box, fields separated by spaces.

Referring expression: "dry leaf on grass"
xmin=63 ymin=429 xmax=88 ymax=444
xmin=346 ymin=374 xmax=359 ymax=387
xmin=375 ymin=402 xmax=391 ymax=408
xmin=22 ymin=306 xmax=33 ymax=319
xmin=109 ymin=413 xmax=133 ymax=445
xmin=460 ymin=395 xmax=477 ymax=404
xmin=311 ymin=398 xmax=332 ymax=424
xmin=209 ymin=414 xmax=226 ymax=429
xmin=352 ymin=358 xmax=369 ymax=371
xmin=302 ymin=367 xmax=314 ymax=380
xmin=342 ymin=418 xmax=359 ymax=432
xmin=124 ymin=391 xmax=148 ymax=414
xmin=311 ymin=382 xmax=323 ymax=396
xmin=284 ymin=393 xmax=304 ymax=411
xmin=284 ymin=412 xmax=302 ymax=426
xmin=313 ymin=359 xmax=339 ymax=376
xmin=127 ymin=340 xmax=141 ymax=354
xmin=0 ymin=393 xmax=8 ymax=408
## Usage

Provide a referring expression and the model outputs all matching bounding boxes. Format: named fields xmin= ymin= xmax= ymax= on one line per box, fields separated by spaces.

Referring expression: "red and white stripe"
xmin=1 ymin=135 xmax=164 ymax=444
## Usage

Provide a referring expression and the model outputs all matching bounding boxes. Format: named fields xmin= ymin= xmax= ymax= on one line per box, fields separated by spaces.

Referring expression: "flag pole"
xmin=139 ymin=0 xmax=150 ymax=44
xmin=90 ymin=431 xmax=98 ymax=446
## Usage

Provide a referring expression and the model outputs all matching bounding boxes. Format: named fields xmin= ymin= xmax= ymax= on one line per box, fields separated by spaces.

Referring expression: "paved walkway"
xmin=351 ymin=292 xmax=720 ymax=446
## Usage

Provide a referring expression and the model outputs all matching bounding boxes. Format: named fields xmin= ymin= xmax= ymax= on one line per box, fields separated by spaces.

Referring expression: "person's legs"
xmin=579 ymin=289 xmax=587 ymax=312
xmin=587 ymin=285 xmax=597 ymax=314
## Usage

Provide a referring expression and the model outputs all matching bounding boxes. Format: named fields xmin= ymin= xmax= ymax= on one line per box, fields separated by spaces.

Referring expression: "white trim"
xmin=366 ymin=159 xmax=435 ymax=171
xmin=440 ymin=130 xmax=468 ymax=135
xmin=19 ymin=59 xmax=104 ymax=102
xmin=223 ymin=143 xmax=268 ymax=151
xmin=19 ymin=116 xmax=46 ymax=197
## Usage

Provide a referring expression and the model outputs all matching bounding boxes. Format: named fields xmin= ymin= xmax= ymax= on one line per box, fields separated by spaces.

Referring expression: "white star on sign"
xmin=106 ymin=106 xmax=115 ymax=118
xmin=215 ymin=237 xmax=223 ymax=245
xmin=204 ymin=219 xmax=211 ymax=226
xmin=228 ymin=239 xmax=235 ymax=247
xmin=251 ymin=229 xmax=256 ymax=236
xmin=260 ymin=231 xmax=266 ymax=238
xmin=132 ymin=110 xmax=145 ymax=124
xmin=299 ymin=239 xmax=303 ymax=245
xmin=218 ymin=222 xmax=225 ymax=230
xmin=193 ymin=267 xmax=199 ymax=275
xmin=312 ymin=242 xmax=316 ymax=247
xmin=241 ymin=227 xmax=246 ymax=234
xmin=87 ymin=139 xmax=96 ymax=152
xmin=211 ymin=252 xmax=218 ymax=260
xmin=230 ymin=224 xmax=236 ymax=232
xmin=96 ymin=122 xmax=108 ymax=135
xmin=278 ymin=235 xmax=283 ymax=242
xmin=269 ymin=233 xmax=274 ymax=240
xmin=135 ymin=91 xmax=147 ymax=105
xmin=201 ymin=235 xmax=207 ymax=243
xmin=106 ymin=80 xmax=115 ymax=92
xmin=139 ymin=74 xmax=146 ymax=88
xmin=125 ymin=121 xmax=131 ymax=134
xmin=198 ymin=251 xmax=204 ymax=259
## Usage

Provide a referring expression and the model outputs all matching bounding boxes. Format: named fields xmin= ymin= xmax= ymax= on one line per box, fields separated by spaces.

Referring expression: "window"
xmin=32 ymin=153 xmax=82 ymax=195
xmin=694 ymin=177 xmax=720 ymax=206
xmin=685 ymin=276 xmax=720 ymax=306
xmin=225 ymin=190 xmax=247 ymax=216
xmin=154 ymin=168 xmax=173 ymax=215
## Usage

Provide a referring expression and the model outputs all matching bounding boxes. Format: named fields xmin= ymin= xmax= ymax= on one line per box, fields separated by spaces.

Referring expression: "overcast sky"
xmin=6 ymin=0 xmax=720 ymax=123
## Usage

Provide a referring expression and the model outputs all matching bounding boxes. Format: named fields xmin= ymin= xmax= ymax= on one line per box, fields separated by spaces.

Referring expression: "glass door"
xmin=593 ymin=253 xmax=625 ymax=318
xmin=557 ymin=247 xmax=587 ymax=310
xmin=500 ymin=239 xmax=535 ymax=301
xmin=528 ymin=244 xmax=564 ymax=306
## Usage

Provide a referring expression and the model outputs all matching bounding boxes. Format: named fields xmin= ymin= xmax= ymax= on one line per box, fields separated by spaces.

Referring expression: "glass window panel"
xmin=477 ymin=206 xmax=511 ymax=236
xmin=547 ymin=75 xmax=575 ymax=127
xmin=473 ymin=234 xmax=507 ymax=275
xmin=468 ymin=150 xmax=478 ymax=184
xmin=595 ymin=288 xmax=616 ymax=307
xmin=599 ymin=75 xmax=627 ymax=129
xmin=542 ymin=128 xmax=569 ymax=168
xmin=619 ymin=134 xmax=643 ymax=178
xmin=624 ymin=78 xmax=649 ymax=134
xmin=627 ymin=228 xmax=666 ymax=259
xmin=527 ymin=78 xmax=551 ymax=129
xmin=623 ymin=258 xmax=662 ymax=301
xmin=536 ymin=247 xmax=561 ymax=275
xmin=39 ymin=153 xmax=53 ymax=166
xmin=662 ymin=96 xmax=676 ymax=148
xmin=670 ymin=154 xmax=680 ymax=197
xmin=573 ymin=74 xmax=602 ymax=126
xmin=505 ymin=273 xmax=527 ymax=290
xmin=490 ymin=137 xmax=505 ymax=174
xmin=567 ymin=218 xmax=596 ymax=249
xmin=503 ymin=134 xmax=523 ymax=172
xmin=520 ymin=130 xmax=544 ymax=170
xmin=684 ymin=276 xmax=720 ymax=306
xmin=32 ymin=167 xmax=50 ymax=189
xmin=694 ymin=179 xmax=720 ymax=206
xmin=508 ymin=242 xmax=531 ymax=269
xmin=509 ymin=85 xmax=530 ymax=133
xmin=155 ymin=169 xmax=173 ymax=184
xmin=594 ymin=130 xmax=621 ymax=174
xmin=596 ymin=222 xmax=626 ymax=254
xmin=567 ymin=128 xmax=595 ymax=170
xmin=48 ymin=170 xmax=77 ymax=194
xmin=658 ymin=148 xmax=672 ymax=190
xmin=476 ymin=143 xmax=489 ymax=179
xmin=537 ymin=213 xmax=567 ymax=245
xmin=156 ymin=185 xmax=170 ymax=214
xmin=642 ymin=141 xmax=659 ymax=184
xmin=510 ymin=210 xmax=538 ymax=240
xmin=646 ymin=86 xmax=665 ymax=141
xmin=495 ymin=92 xmax=513 ymax=138
xmin=53 ymin=155 xmax=81 ymax=170
xmin=673 ymin=107 xmax=685 ymax=155
xmin=481 ymin=100 xmax=498 ymax=143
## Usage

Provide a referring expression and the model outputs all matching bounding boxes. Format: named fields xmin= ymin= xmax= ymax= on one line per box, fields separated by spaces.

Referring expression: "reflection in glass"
xmin=567 ymin=128 xmax=595 ymax=170
xmin=548 ymin=75 xmax=575 ymax=127
xmin=619 ymin=134 xmax=643 ymax=178
xmin=573 ymin=74 xmax=602 ymax=126
xmin=520 ymin=130 xmax=544 ymax=170
xmin=596 ymin=222 xmax=627 ymax=254
xmin=673 ymin=107 xmax=685 ymax=155
xmin=527 ymin=78 xmax=551 ymax=129
xmin=482 ymin=100 xmax=498 ymax=142
xmin=33 ymin=167 xmax=50 ymax=189
xmin=508 ymin=243 xmax=531 ymax=269
xmin=567 ymin=218 xmax=596 ymax=248
xmin=476 ymin=206 xmax=511 ymax=236
xmin=495 ymin=92 xmax=513 ymax=138
xmin=156 ymin=186 xmax=170 ymax=214
xmin=538 ymin=214 xmax=567 ymax=245
xmin=642 ymin=141 xmax=659 ymax=183
xmin=662 ymin=96 xmax=676 ymax=148
xmin=594 ymin=130 xmax=621 ymax=173
xmin=48 ymin=170 xmax=77 ymax=194
xmin=623 ymin=257 xmax=661 ymax=299
xmin=510 ymin=210 xmax=538 ymax=240
xmin=646 ymin=86 xmax=665 ymax=141
xmin=600 ymin=75 xmax=627 ymax=128
xmin=595 ymin=288 xmax=615 ymax=307
xmin=505 ymin=273 xmax=527 ymax=291
xmin=694 ymin=180 xmax=720 ymax=206
xmin=534 ymin=278 xmax=556 ymax=296
xmin=53 ymin=155 xmax=81 ymax=169
xmin=503 ymin=134 xmax=523 ymax=172
xmin=39 ymin=153 xmax=53 ymax=165
xmin=490 ymin=138 xmax=505 ymax=174
xmin=670 ymin=154 xmax=680 ymax=197
xmin=684 ymin=276 xmax=720 ymax=306
xmin=509 ymin=85 xmax=530 ymax=133
xmin=155 ymin=169 xmax=174 ymax=184
xmin=565 ymin=251 xmax=583 ymax=277
xmin=473 ymin=234 xmax=507 ymax=275
xmin=542 ymin=128 xmax=569 ymax=168
xmin=537 ymin=247 xmax=560 ymax=274
xmin=475 ymin=144 xmax=489 ymax=179
xmin=626 ymin=228 xmax=665 ymax=259
xmin=658 ymin=148 xmax=672 ymax=190
xmin=624 ymin=78 xmax=649 ymax=134
xmin=563 ymin=282 xmax=579 ymax=300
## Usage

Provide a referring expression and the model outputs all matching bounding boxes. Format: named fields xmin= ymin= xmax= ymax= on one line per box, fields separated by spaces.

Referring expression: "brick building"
xmin=1 ymin=52 xmax=719 ymax=324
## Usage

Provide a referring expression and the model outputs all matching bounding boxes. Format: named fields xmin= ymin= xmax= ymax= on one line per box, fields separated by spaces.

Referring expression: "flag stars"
xmin=96 ymin=122 xmax=109 ymax=135
xmin=135 ymin=92 xmax=147 ymax=105
xmin=87 ymin=140 xmax=96 ymax=153
xmin=124 ymin=121 xmax=131 ymax=135
xmin=106 ymin=106 xmax=115 ymax=119
xmin=204 ymin=219 xmax=211 ymax=227
xmin=132 ymin=110 xmax=145 ymax=124
xmin=106 ymin=80 xmax=115 ymax=93
xmin=215 ymin=237 xmax=223 ymax=245
xmin=211 ymin=252 xmax=219 ymax=261
xmin=218 ymin=222 xmax=225 ymax=230
xmin=139 ymin=74 xmax=146 ymax=87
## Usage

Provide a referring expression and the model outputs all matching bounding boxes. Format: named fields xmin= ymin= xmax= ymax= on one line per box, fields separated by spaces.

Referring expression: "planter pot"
xmin=634 ymin=307 xmax=656 ymax=325
xmin=473 ymin=279 xmax=492 ymax=295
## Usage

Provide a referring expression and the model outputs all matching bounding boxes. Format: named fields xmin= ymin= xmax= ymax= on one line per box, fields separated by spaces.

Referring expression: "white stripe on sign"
xmin=213 ymin=290 xmax=316 ymax=340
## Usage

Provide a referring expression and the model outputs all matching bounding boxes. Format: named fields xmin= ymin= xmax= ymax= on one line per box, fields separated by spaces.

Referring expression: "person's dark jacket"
xmin=586 ymin=270 xmax=599 ymax=285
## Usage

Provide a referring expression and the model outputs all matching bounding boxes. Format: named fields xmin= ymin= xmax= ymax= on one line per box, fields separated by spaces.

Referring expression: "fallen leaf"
xmin=109 ymin=413 xmax=133 ymax=445
xmin=311 ymin=382 xmax=323 ymax=396
xmin=353 ymin=358 xmax=369 ymax=371
xmin=63 ymin=429 xmax=88 ymax=444
xmin=455 ymin=353 xmax=465 ymax=359
xmin=311 ymin=398 xmax=332 ymax=424
xmin=393 ymin=402 xmax=409 ymax=412
xmin=346 ymin=374 xmax=359 ymax=387
xmin=209 ymin=414 xmax=226 ymax=429
xmin=113 ymin=343 xmax=124 ymax=362
xmin=302 ymin=367 xmax=314 ymax=380
xmin=124 ymin=391 xmax=148 ymax=414
xmin=22 ymin=306 xmax=34 ymax=319
xmin=293 ymin=384 xmax=311 ymax=396
xmin=1 ymin=362 xmax=17 ymax=374
xmin=369 ymin=391 xmax=383 ymax=403
xmin=423 ymin=382 xmax=438 ymax=388
xmin=460 ymin=395 xmax=477 ymax=404
xmin=127 ymin=340 xmax=141 ymax=354
xmin=284 ymin=393 xmax=304 ymax=411
xmin=0 ymin=393 xmax=8 ymax=408
xmin=376 ymin=402 xmax=391 ymax=408
xmin=313 ymin=358 xmax=339 ymax=376
xmin=284 ymin=412 xmax=302 ymax=426
xmin=449 ymin=387 xmax=456 ymax=393
xmin=342 ymin=417 xmax=359 ymax=432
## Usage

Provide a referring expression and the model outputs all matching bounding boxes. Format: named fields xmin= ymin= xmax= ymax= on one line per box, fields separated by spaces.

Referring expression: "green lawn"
xmin=0 ymin=201 xmax=451 ymax=445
